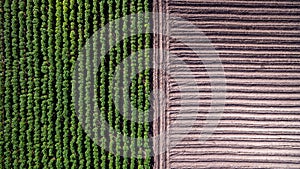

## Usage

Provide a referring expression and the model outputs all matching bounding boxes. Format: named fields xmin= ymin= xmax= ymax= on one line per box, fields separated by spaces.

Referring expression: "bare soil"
xmin=153 ymin=0 xmax=300 ymax=168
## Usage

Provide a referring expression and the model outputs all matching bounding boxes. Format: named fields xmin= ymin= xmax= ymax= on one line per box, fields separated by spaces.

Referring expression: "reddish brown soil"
xmin=153 ymin=0 xmax=300 ymax=168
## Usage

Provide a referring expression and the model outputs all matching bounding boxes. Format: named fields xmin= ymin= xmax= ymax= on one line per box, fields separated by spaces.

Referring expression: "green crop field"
xmin=0 ymin=0 xmax=152 ymax=168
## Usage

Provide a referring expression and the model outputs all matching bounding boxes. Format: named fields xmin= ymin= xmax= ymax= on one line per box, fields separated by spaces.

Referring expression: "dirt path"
xmin=153 ymin=0 xmax=300 ymax=168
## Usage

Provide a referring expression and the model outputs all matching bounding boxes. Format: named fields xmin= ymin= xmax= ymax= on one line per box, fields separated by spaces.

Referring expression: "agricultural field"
xmin=2 ymin=0 xmax=300 ymax=168
xmin=154 ymin=0 xmax=300 ymax=168
xmin=0 ymin=0 xmax=152 ymax=168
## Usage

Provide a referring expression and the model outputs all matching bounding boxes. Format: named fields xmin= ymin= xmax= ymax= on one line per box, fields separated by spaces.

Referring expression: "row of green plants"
xmin=0 ymin=0 xmax=152 ymax=168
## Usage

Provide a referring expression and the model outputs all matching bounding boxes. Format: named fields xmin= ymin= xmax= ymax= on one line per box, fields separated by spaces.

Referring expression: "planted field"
xmin=0 ymin=0 xmax=152 ymax=168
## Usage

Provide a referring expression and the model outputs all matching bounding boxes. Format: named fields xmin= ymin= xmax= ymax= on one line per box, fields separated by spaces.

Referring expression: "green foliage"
xmin=99 ymin=1 xmax=108 ymax=168
xmin=62 ymin=0 xmax=71 ymax=168
xmin=84 ymin=1 xmax=92 ymax=168
xmin=122 ymin=0 xmax=130 ymax=168
xmin=17 ymin=1 xmax=27 ymax=168
xmin=4 ymin=0 xmax=12 ymax=168
xmin=11 ymin=0 xmax=20 ymax=167
xmin=92 ymin=0 xmax=100 ymax=168
xmin=54 ymin=0 xmax=63 ymax=168
xmin=25 ymin=0 xmax=34 ymax=168
xmin=0 ymin=0 xmax=4 ymax=167
xmin=1 ymin=0 xmax=152 ymax=168
xmin=33 ymin=0 xmax=42 ymax=168
xmin=47 ymin=0 xmax=56 ymax=168
xmin=40 ymin=0 xmax=48 ymax=167
xmin=114 ymin=0 xmax=122 ymax=168
xmin=76 ymin=0 xmax=86 ymax=168
xmin=144 ymin=1 xmax=152 ymax=167
xmin=130 ymin=0 xmax=138 ymax=168
xmin=69 ymin=0 xmax=78 ymax=168
xmin=108 ymin=0 xmax=115 ymax=168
